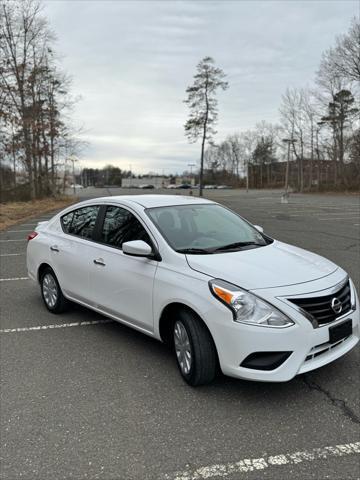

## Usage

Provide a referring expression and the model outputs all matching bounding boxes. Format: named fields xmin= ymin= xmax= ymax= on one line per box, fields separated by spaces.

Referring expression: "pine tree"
xmin=184 ymin=57 xmax=228 ymax=196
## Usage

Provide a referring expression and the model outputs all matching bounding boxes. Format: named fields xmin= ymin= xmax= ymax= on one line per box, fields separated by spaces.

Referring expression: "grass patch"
xmin=0 ymin=196 xmax=78 ymax=231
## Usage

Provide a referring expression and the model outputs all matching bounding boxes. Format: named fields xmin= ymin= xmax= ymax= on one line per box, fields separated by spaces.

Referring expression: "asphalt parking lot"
xmin=1 ymin=188 xmax=359 ymax=480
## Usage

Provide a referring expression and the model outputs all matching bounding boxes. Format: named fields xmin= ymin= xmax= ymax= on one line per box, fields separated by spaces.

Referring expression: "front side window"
xmin=147 ymin=204 xmax=269 ymax=253
xmin=100 ymin=206 xmax=150 ymax=248
xmin=62 ymin=206 xmax=100 ymax=239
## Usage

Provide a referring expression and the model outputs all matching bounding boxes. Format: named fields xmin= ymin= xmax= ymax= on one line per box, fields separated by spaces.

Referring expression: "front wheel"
xmin=173 ymin=309 xmax=217 ymax=386
xmin=40 ymin=267 xmax=69 ymax=313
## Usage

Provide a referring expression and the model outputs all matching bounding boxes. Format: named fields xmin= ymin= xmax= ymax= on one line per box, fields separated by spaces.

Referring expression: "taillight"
xmin=27 ymin=231 xmax=38 ymax=241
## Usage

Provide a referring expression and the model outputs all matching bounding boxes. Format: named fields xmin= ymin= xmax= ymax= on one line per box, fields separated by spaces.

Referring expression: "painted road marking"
xmin=290 ymin=212 xmax=359 ymax=216
xmin=0 ymin=319 xmax=113 ymax=334
xmin=6 ymin=230 xmax=31 ymax=232
xmin=0 ymin=253 xmax=24 ymax=257
xmin=0 ymin=239 xmax=27 ymax=243
xmin=0 ymin=277 xmax=28 ymax=282
xmin=271 ymin=211 xmax=359 ymax=217
xmin=318 ymin=217 xmax=360 ymax=221
xmin=164 ymin=442 xmax=360 ymax=480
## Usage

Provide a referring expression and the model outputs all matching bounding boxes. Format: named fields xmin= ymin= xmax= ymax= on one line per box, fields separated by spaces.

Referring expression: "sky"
xmin=44 ymin=0 xmax=358 ymax=174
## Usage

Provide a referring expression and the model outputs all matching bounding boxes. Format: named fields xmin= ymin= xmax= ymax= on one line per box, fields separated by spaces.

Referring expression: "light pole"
xmin=282 ymin=138 xmax=297 ymax=194
xmin=71 ymin=157 xmax=76 ymax=196
xmin=188 ymin=163 xmax=196 ymax=185
xmin=246 ymin=158 xmax=249 ymax=193
xmin=188 ymin=163 xmax=196 ymax=175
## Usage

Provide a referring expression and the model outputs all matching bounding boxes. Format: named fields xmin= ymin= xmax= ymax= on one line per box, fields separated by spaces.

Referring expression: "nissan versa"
xmin=26 ymin=195 xmax=359 ymax=386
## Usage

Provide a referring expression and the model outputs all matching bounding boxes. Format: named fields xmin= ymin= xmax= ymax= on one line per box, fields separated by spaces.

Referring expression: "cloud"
xmin=44 ymin=0 xmax=358 ymax=173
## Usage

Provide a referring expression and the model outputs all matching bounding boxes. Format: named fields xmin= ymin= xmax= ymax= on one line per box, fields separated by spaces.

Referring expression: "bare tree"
xmin=279 ymin=88 xmax=307 ymax=191
xmin=319 ymin=18 xmax=360 ymax=86
xmin=184 ymin=57 xmax=228 ymax=196
xmin=226 ymin=134 xmax=246 ymax=178
xmin=0 ymin=0 xmax=80 ymax=199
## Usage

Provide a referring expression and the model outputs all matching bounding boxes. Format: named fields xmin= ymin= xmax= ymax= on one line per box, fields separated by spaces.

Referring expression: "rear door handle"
xmin=50 ymin=245 xmax=59 ymax=252
xmin=93 ymin=258 xmax=106 ymax=266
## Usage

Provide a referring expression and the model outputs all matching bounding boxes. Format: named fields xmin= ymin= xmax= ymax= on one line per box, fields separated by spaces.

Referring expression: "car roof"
xmin=94 ymin=194 xmax=214 ymax=208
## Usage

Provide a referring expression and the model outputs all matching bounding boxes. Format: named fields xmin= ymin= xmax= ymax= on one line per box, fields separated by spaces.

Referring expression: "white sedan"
xmin=26 ymin=195 xmax=359 ymax=386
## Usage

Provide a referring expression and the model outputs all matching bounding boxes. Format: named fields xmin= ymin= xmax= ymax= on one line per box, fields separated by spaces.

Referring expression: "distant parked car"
xmin=176 ymin=184 xmax=193 ymax=189
xmin=139 ymin=184 xmax=155 ymax=189
xmin=204 ymin=185 xmax=217 ymax=189
xmin=70 ymin=184 xmax=84 ymax=189
xmin=217 ymin=185 xmax=232 ymax=190
xmin=167 ymin=184 xmax=177 ymax=189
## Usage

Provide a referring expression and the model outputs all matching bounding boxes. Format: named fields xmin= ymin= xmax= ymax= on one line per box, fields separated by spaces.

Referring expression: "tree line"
xmin=0 ymin=0 xmax=81 ymax=200
xmin=185 ymin=19 xmax=359 ymax=194
xmin=1 ymin=2 xmax=358 ymax=201
xmin=80 ymin=166 xmax=133 ymax=187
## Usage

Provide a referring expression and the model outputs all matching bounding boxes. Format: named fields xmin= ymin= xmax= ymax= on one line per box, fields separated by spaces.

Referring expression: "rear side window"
xmin=100 ymin=206 xmax=150 ymax=248
xmin=61 ymin=206 xmax=100 ymax=239
xmin=61 ymin=211 xmax=74 ymax=233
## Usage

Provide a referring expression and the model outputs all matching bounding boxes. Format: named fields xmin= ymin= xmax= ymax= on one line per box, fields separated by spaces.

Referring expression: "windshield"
xmin=147 ymin=204 xmax=269 ymax=254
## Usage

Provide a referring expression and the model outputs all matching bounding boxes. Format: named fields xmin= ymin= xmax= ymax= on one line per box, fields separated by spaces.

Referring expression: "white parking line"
xmin=318 ymin=217 xmax=360 ymax=221
xmin=0 ymin=277 xmax=28 ymax=282
xmin=0 ymin=319 xmax=113 ymax=333
xmin=165 ymin=442 xmax=360 ymax=480
xmin=309 ymin=211 xmax=360 ymax=215
xmin=272 ymin=212 xmax=360 ymax=217
xmin=0 ymin=253 xmax=24 ymax=257
xmin=0 ymin=239 xmax=27 ymax=242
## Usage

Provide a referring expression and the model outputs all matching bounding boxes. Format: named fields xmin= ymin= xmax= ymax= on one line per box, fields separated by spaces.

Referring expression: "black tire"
xmin=173 ymin=309 xmax=217 ymax=386
xmin=40 ymin=267 xmax=69 ymax=314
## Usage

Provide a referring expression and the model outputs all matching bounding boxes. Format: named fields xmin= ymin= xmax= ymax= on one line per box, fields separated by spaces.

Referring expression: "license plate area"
xmin=329 ymin=319 xmax=352 ymax=344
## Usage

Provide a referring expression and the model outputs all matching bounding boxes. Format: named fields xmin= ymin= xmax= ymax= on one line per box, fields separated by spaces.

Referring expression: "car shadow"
xmin=68 ymin=302 xmax=359 ymax=413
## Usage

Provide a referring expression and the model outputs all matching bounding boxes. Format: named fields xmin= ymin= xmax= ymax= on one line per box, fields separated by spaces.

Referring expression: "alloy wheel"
xmin=174 ymin=320 xmax=192 ymax=375
xmin=42 ymin=273 xmax=58 ymax=308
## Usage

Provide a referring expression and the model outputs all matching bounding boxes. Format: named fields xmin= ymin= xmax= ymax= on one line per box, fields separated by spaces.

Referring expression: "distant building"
xmin=121 ymin=176 xmax=169 ymax=188
xmin=175 ymin=176 xmax=195 ymax=186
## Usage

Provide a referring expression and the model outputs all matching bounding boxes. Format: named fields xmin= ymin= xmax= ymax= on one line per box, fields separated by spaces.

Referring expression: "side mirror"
xmin=122 ymin=240 xmax=153 ymax=258
xmin=254 ymin=225 xmax=264 ymax=233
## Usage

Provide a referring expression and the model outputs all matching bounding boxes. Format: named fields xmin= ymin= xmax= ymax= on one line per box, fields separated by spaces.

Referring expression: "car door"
xmin=89 ymin=204 xmax=159 ymax=333
xmin=50 ymin=205 xmax=101 ymax=303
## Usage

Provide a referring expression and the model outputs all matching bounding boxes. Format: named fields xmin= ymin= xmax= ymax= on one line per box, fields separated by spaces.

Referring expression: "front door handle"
xmin=50 ymin=245 xmax=59 ymax=252
xmin=93 ymin=258 xmax=106 ymax=266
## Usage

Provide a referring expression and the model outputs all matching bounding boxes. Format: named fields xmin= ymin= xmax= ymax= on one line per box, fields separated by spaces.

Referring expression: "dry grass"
xmin=0 ymin=196 xmax=77 ymax=231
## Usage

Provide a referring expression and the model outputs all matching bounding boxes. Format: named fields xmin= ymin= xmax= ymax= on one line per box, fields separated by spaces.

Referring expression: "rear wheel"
xmin=40 ymin=267 xmax=68 ymax=313
xmin=173 ymin=309 xmax=217 ymax=386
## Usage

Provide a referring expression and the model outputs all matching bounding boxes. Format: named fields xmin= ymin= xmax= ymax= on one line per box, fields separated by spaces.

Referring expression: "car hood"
xmin=186 ymin=240 xmax=338 ymax=290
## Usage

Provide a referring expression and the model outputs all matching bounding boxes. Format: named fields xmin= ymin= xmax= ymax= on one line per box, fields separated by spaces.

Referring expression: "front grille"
xmin=305 ymin=336 xmax=352 ymax=361
xmin=289 ymin=280 xmax=352 ymax=326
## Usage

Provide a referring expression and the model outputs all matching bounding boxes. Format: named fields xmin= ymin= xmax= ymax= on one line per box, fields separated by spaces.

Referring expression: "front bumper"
xmin=206 ymin=273 xmax=360 ymax=382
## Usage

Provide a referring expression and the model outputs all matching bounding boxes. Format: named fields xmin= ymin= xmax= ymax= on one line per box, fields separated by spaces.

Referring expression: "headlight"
xmin=209 ymin=279 xmax=294 ymax=328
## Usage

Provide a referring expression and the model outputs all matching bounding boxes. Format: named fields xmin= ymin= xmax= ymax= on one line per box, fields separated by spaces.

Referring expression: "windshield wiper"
xmin=176 ymin=247 xmax=213 ymax=255
xmin=212 ymin=241 xmax=262 ymax=252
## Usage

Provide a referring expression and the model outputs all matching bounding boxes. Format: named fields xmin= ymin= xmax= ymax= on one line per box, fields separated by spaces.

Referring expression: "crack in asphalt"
xmin=342 ymin=243 xmax=360 ymax=252
xmin=302 ymin=374 xmax=360 ymax=425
